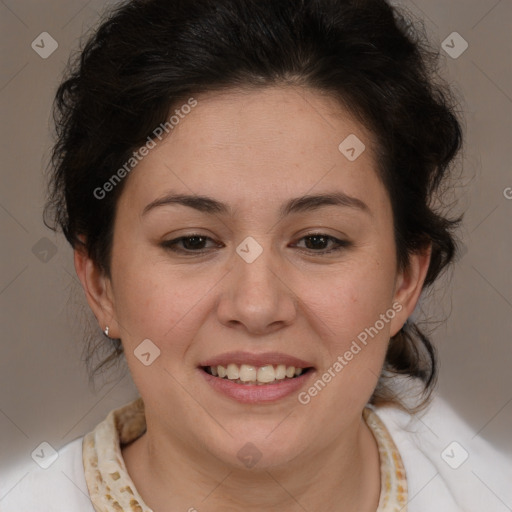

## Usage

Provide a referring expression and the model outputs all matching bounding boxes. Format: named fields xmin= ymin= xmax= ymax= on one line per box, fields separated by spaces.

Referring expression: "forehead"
xmin=118 ymin=86 xmax=389 ymax=219
xmin=168 ymin=86 xmax=373 ymax=165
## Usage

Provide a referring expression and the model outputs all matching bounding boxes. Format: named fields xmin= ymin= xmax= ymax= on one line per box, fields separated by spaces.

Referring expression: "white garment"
xmin=0 ymin=437 xmax=95 ymax=512
xmin=1 ymin=394 xmax=511 ymax=512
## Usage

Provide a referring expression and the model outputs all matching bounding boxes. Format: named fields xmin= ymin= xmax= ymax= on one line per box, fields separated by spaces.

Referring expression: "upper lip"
xmin=199 ymin=351 xmax=315 ymax=369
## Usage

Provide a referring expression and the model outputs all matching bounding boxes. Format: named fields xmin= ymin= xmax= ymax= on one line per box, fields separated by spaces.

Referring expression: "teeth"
xmin=239 ymin=364 xmax=257 ymax=382
xmin=226 ymin=363 xmax=239 ymax=380
xmin=257 ymin=365 xmax=276 ymax=383
xmin=205 ymin=363 xmax=306 ymax=384
xmin=275 ymin=364 xmax=286 ymax=380
xmin=285 ymin=366 xmax=295 ymax=378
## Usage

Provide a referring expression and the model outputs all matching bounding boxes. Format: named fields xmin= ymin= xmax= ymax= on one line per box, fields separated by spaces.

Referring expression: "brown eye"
xmin=161 ymin=234 xmax=222 ymax=253
xmin=294 ymin=234 xmax=351 ymax=254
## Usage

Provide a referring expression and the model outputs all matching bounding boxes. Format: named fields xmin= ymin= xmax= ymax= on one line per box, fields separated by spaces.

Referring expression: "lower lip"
xmin=198 ymin=368 xmax=315 ymax=403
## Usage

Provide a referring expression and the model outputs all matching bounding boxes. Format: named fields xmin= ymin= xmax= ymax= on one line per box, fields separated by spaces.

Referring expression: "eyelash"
xmin=160 ymin=233 xmax=351 ymax=256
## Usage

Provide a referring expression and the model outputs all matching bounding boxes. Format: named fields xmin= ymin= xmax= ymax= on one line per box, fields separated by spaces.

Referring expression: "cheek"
xmin=111 ymin=256 xmax=221 ymax=351
xmin=302 ymin=256 xmax=396 ymax=342
xmin=291 ymin=267 xmax=395 ymax=416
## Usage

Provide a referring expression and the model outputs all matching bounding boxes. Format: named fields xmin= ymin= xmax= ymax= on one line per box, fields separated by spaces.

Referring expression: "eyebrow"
xmin=142 ymin=191 xmax=371 ymax=218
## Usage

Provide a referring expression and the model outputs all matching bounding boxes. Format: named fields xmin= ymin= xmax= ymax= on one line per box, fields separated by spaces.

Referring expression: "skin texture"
xmin=75 ymin=86 xmax=431 ymax=512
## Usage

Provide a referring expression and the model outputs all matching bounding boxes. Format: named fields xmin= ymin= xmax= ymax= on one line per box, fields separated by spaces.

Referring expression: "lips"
xmin=198 ymin=351 xmax=315 ymax=369
xmin=198 ymin=352 xmax=315 ymax=404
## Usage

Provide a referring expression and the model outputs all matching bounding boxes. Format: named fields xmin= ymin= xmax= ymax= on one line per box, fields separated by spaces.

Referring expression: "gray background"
xmin=1 ymin=0 xmax=511 ymax=497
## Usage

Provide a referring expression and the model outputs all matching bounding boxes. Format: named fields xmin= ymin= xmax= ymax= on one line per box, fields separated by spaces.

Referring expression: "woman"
xmin=2 ymin=0 xmax=511 ymax=511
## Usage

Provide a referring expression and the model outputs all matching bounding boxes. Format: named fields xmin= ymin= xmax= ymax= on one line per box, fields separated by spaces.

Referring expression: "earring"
xmin=104 ymin=326 xmax=110 ymax=337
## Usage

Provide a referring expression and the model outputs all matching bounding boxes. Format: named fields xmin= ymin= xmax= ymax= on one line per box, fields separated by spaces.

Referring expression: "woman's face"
xmin=81 ymin=86 xmax=428 ymax=469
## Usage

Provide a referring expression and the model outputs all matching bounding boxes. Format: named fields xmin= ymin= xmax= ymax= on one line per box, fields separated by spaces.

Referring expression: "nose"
xmin=216 ymin=244 xmax=297 ymax=336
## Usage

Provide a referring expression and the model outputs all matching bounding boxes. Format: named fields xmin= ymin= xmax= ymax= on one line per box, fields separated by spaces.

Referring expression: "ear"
xmin=389 ymin=244 xmax=432 ymax=337
xmin=73 ymin=243 xmax=119 ymax=338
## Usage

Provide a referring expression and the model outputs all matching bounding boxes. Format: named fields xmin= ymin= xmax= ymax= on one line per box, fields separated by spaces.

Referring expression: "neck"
xmin=122 ymin=414 xmax=381 ymax=512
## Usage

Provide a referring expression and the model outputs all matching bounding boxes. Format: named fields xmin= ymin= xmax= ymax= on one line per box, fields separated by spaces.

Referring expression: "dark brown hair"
xmin=44 ymin=0 xmax=463 ymax=407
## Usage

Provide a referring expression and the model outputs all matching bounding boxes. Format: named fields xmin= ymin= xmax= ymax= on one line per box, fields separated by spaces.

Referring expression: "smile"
xmin=202 ymin=363 xmax=310 ymax=385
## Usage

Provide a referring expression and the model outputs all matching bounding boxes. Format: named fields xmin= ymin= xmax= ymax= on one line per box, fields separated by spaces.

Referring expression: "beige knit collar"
xmin=83 ymin=398 xmax=407 ymax=511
